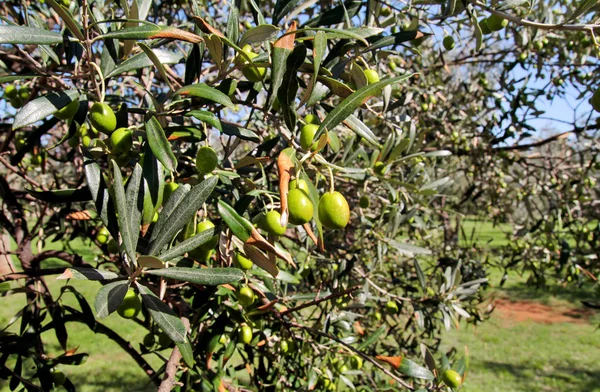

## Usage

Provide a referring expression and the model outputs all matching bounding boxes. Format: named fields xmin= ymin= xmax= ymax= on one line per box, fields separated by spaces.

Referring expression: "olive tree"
xmin=0 ymin=0 xmax=598 ymax=391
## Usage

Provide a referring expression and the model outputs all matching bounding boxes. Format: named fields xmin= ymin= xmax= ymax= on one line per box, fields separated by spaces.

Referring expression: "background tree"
xmin=0 ymin=0 xmax=598 ymax=391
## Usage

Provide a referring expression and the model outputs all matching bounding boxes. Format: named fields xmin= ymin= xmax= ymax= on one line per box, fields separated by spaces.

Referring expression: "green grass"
xmin=2 ymin=221 xmax=599 ymax=391
xmin=1 ymin=278 xmax=163 ymax=392
xmin=441 ymin=320 xmax=600 ymax=392
xmin=440 ymin=269 xmax=600 ymax=392
xmin=458 ymin=218 xmax=513 ymax=247
xmin=1 ymin=237 xmax=165 ymax=392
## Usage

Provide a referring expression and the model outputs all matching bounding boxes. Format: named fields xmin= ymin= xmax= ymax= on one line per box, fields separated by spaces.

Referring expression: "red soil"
xmin=493 ymin=298 xmax=595 ymax=324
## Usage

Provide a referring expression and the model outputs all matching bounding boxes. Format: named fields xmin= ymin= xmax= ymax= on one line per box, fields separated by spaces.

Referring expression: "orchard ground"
xmin=1 ymin=225 xmax=599 ymax=392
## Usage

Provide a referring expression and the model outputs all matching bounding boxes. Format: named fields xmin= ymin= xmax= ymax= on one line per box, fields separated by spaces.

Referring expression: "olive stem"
xmin=89 ymin=61 xmax=106 ymax=102
xmin=327 ymin=167 xmax=335 ymax=193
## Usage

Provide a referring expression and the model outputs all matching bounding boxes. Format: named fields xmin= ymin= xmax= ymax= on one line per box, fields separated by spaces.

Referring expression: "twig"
xmin=279 ymin=285 xmax=361 ymax=317
xmin=468 ymin=0 xmax=600 ymax=32
xmin=158 ymin=317 xmax=190 ymax=392
xmin=0 ymin=155 xmax=43 ymax=189
xmin=354 ymin=268 xmax=413 ymax=301
xmin=286 ymin=321 xmax=415 ymax=390
xmin=58 ymin=307 xmax=159 ymax=385
xmin=1 ymin=267 xmax=66 ymax=281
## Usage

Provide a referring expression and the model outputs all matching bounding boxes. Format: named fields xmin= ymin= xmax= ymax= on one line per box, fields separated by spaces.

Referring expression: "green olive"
xmin=385 ymin=300 xmax=398 ymax=314
xmin=55 ymin=98 xmax=80 ymax=120
xmin=117 ymin=288 xmax=142 ymax=319
xmin=237 ymin=286 xmax=255 ymax=307
xmin=299 ymin=123 xmax=319 ymax=151
xmin=5 ymin=84 xmax=18 ymax=99
xmin=591 ymin=89 xmax=600 ymax=112
xmin=374 ymin=161 xmax=387 ymax=176
xmin=10 ymin=97 xmax=23 ymax=108
xmin=318 ymin=191 xmax=350 ymax=230
xmin=479 ymin=18 xmax=492 ymax=35
xmin=304 ymin=113 xmax=320 ymax=125
xmin=238 ymin=324 xmax=253 ymax=345
xmin=349 ymin=355 xmax=363 ymax=370
xmin=359 ymin=195 xmax=370 ymax=209
xmin=196 ymin=220 xmax=219 ymax=250
xmin=262 ymin=210 xmax=287 ymax=236
xmin=196 ymin=146 xmax=218 ymax=174
xmin=239 ymin=45 xmax=266 ymax=82
xmin=487 ymin=14 xmax=508 ymax=31
xmin=107 ymin=239 xmax=119 ymax=254
xmin=163 ymin=182 xmax=179 ymax=206
xmin=18 ymin=87 xmax=31 ymax=101
xmin=289 ymin=179 xmax=310 ymax=194
xmin=96 ymin=227 xmax=110 ymax=244
xmin=364 ymin=69 xmax=380 ymax=84
xmin=110 ymin=127 xmax=133 ymax=155
xmin=234 ymin=252 xmax=253 ymax=270
xmin=443 ymin=35 xmax=455 ymax=51
xmin=50 ymin=368 xmax=66 ymax=386
xmin=441 ymin=369 xmax=462 ymax=388
xmin=288 ymin=188 xmax=314 ymax=225
xmin=158 ymin=332 xmax=172 ymax=348
xmin=142 ymin=333 xmax=155 ymax=348
xmin=89 ymin=102 xmax=117 ymax=135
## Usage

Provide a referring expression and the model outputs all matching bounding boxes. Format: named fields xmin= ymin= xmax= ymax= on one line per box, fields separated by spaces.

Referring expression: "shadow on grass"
xmin=498 ymin=281 xmax=596 ymax=306
xmin=475 ymin=360 xmax=600 ymax=391
xmin=0 ymin=377 xmax=156 ymax=392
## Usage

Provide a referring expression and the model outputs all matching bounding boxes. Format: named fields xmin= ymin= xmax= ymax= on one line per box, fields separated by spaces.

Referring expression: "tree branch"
xmin=55 ymin=307 xmax=160 ymax=386
xmin=286 ymin=321 xmax=415 ymax=391
xmin=1 ymin=267 xmax=66 ymax=281
xmin=468 ymin=0 xmax=600 ymax=32
xmin=158 ymin=317 xmax=190 ymax=392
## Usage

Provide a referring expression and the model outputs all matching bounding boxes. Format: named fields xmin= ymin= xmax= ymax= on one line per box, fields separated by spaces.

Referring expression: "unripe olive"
xmin=89 ymin=102 xmax=117 ymax=135
xmin=96 ymin=227 xmax=110 ymax=244
xmin=238 ymin=324 xmax=253 ymax=344
xmin=107 ymin=239 xmax=119 ymax=254
xmin=385 ymin=300 xmax=398 ymax=314
xmin=234 ymin=252 xmax=253 ymax=270
xmin=117 ymin=288 xmax=142 ymax=319
xmin=359 ymin=195 xmax=370 ymax=209
xmin=18 ymin=87 xmax=31 ymax=101
xmin=479 ymin=18 xmax=492 ymax=35
xmin=487 ymin=14 xmax=508 ymax=31
xmin=237 ymin=286 xmax=255 ymax=307
xmin=239 ymin=45 xmax=266 ymax=82
xmin=364 ymin=69 xmax=380 ymax=84
xmin=110 ymin=127 xmax=133 ymax=155
xmin=443 ymin=35 xmax=455 ymax=51
xmin=304 ymin=113 xmax=320 ymax=125
xmin=288 ymin=188 xmax=314 ymax=225
xmin=55 ymin=98 xmax=79 ymax=120
xmin=441 ymin=369 xmax=462 ymax=388
xmin=196 ymin=146 xmax=218 ymax=174
xmin=289 ymin=179 xmax=310 ymax=194
xmin=5 ymin=84 xmax=18 ymax=99
xmin=163 ymin=182 xmax=179 ymax=206
xmin=262 ymin=210 xmax=287 ymax=236
xmin=50 ymin=368 xmax=66 ymax=386
xmin=299 ymin=123 xmax=319 ymax=151
xmin=591 ymin=89 xmax=600 ymax=112
xmin=318 ymin=191 xmax=350 ymax=230
xmin=196 ymin=220 xmax=219 ymax=250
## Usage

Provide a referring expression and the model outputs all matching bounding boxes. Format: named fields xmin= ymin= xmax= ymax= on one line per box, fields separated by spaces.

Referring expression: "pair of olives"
xmin=479 ymin=14 xmax=508 ymax=34
xmin=260 ymin=179 xmax=350 ymax=236
xmin=237 ymin=45 xmax=266 ymax=83
xmin=5 ymin=84 xmax=31 ymax=108
xmin=88 ymin=102 xmax=133 ymax=154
